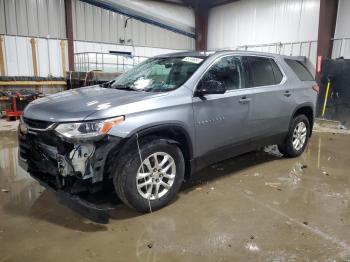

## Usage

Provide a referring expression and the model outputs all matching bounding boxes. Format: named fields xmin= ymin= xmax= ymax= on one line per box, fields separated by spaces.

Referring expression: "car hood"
xmin=23 ymin=86 xmax=167 ymax=122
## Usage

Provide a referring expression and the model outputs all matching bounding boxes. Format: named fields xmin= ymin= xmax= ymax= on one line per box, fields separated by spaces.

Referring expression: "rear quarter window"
xmin=285 ymin=59 xmax=314 ymax=81
xmin=244 ymin=56 xmax=283 ymax=87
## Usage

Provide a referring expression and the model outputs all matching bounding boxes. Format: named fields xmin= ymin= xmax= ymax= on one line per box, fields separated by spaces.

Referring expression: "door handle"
xmin=239 ymin=96 xmax=251 ymax=104
xmin=284 ymin=91 xmax=291 ymax=97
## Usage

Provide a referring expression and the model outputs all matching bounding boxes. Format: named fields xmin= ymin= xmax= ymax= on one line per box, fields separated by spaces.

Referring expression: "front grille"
xmin=23 ymin=117 xmax=53 ymax=130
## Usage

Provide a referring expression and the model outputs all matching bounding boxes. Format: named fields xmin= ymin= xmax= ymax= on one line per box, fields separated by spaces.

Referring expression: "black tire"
xmin=278 ymin=114 xmax=310 ymax=158
xmin=113 ymin=138 xmax=185 ymax=213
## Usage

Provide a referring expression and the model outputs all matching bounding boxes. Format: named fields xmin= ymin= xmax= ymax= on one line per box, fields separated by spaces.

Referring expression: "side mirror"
xmin=195 ymin=80 xmax=226 ymax=96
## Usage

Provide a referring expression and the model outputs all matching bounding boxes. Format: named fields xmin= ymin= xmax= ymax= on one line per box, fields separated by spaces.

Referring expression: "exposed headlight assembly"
xmin=55 ymin=116 xmax=124 ymax=139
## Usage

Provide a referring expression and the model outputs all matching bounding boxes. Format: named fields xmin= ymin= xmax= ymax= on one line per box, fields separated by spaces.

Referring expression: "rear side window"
xmin=243 ymin=56 xmax=282 ymax=87
xmin=285 ymin=59 xmax=314 ymax=81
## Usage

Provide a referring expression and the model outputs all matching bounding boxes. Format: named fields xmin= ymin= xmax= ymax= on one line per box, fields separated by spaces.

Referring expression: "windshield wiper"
xmin=99 ymin=80 xmax=115 ymax=88
xmin=113 ymin=84 xmax=141 ymax=91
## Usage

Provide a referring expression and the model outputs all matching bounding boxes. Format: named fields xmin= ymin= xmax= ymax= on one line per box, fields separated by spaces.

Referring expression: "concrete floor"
xmin=0 ymin=125 xmax=350 ymax=261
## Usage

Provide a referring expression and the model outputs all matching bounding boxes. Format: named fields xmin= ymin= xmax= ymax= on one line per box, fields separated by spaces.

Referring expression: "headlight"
xmin=55 ymin=116 xmax=124 ymax=139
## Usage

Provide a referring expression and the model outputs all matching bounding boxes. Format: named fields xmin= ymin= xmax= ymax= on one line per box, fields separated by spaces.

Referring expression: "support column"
xmin=194 ymin=2 xmax=209 ymax=51
xmin=316 ymin=0 xmax=339 ymax=81
xmin=65 ymin=0 xmax=74 ymax=72
xmin=30 ymin=38 xmax=38 ymax=77
xmin=60 ymin=40 xmax=67 ymax=77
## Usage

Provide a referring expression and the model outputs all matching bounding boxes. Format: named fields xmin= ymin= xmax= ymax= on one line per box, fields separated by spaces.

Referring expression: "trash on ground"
xmin=254 ymin=172 xmax=262 ymax=177
xmin=265 ymin=182 xmax=281 ymax=188
xmin=245 ymin=242 xmax=260 ymax=252
xmin=1 ymin=189 xmax=9 ymax=193
xmin=147 ymin=242 xmax=153 ymax=249
xmin=322 ymin=171 xmax=329 ymax=176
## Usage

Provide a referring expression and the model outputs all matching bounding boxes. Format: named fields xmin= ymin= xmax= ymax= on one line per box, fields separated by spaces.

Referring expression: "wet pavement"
xmin=0 ymin=129 xmax=350 ymax=262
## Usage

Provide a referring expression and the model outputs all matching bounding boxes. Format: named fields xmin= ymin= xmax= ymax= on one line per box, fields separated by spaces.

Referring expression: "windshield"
xmin=110 ymin=56 xmax=205 ymax=92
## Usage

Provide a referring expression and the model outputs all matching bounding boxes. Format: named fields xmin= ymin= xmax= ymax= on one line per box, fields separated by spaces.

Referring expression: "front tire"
xmin=278 ymin=114 xmax=310 ymax=157
xmin=113 ymin=138 xmax=185 ymax=213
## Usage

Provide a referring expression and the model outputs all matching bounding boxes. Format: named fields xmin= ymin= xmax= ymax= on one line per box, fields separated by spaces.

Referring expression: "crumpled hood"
xmin=23 ymin=86 xmax=167 ymax=122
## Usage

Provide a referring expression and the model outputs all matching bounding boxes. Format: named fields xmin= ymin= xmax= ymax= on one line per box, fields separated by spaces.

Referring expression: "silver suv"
xmin=18 ymin=51 xmax=318 ymax=220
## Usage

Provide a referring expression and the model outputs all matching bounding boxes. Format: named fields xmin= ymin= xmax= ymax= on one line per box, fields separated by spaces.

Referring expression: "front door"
xmin=193 ymin=56 xmax=251 ymax=164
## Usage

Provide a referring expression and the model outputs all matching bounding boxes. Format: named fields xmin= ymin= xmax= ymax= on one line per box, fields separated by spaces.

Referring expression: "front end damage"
xmin=18 ymin=118 xmax=122 ymax=223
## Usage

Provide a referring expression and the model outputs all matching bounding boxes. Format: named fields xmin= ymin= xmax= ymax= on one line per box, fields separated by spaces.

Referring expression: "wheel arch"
xmin=290 ymin=103 xmax=314 ymax=136
xmin=114 ymin=124 xmax=194 ymax=180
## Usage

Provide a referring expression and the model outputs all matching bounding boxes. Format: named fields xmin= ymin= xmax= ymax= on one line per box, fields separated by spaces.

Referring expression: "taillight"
xmin=312 ymin=84 xmax=319 ymax=94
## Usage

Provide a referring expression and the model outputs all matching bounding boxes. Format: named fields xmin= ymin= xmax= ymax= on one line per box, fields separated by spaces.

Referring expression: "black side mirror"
xmin=195 ymin=80 xmax=226 ymax=96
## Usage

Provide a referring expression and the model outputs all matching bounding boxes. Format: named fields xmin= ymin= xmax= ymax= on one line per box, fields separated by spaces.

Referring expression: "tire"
xmin=278 ymin=114 xmax=310 ymax=158
xmin=113 ymin=138 xmax=185 ymax=213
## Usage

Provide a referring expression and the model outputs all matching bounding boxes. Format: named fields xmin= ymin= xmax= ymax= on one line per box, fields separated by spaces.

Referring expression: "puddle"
xmin=0 ymin=133 xmax=44 ymax=210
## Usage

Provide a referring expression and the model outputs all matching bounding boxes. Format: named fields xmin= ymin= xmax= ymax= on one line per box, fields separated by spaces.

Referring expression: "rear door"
xmin=241 ymin=56 xmax=290 ymax=145
xmin=193 ymin=55 xmax=252 ymax=161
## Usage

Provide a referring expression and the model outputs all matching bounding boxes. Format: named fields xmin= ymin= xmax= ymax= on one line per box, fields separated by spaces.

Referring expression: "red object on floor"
xmin=5 ymin=96 xmax=22 ymax=121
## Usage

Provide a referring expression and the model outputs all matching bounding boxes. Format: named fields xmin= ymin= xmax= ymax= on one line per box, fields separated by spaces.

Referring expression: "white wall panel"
xmin=334 ymin=0 xmax=350 ymax=39
xmin=15 ymin=37 xmax=32 ymax=76
xmin=208 ymin=0 xmax=320 ymax=50
xmin=3 ymin=36 xmax=19 ymax=75
xmin=332 ymin=0 xmax=350 ymax=58
xmin=36 ymin=38 xmax=50 ymax=77
xmin=2 ymin=35 xmax=67 ymax=77
xmin=47 ymin=40 xmax=61 ymax=76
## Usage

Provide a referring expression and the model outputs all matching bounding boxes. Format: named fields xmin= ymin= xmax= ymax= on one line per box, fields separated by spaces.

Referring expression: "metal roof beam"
xmin=79 ymin=0 xmax=195 ymax=38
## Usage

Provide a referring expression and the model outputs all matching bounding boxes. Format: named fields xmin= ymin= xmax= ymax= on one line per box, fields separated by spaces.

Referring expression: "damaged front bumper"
xmin=18 ymin=119 xmax=122 ymax=223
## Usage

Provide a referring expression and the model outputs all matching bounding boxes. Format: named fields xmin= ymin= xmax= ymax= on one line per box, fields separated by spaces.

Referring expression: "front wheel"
xmin=113 ymin=138 xmax=185 ymax=213
xmin=278 ymin=114 xmax=310 ymax=157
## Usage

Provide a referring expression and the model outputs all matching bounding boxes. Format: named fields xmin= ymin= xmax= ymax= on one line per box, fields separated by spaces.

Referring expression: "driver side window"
xmin=200 ymin=56 xmax=244 ymax=90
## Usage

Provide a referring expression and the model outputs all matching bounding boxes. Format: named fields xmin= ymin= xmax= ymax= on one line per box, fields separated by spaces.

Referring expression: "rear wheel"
xmin=113 ymin=138 xmax=185 ymax=213
xmin=278 ymin=114 xmax=310 ymax=157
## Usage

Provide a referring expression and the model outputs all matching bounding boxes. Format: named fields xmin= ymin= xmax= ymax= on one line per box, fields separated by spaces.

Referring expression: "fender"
xmin=111 ymin=123 xmax=194 ymax=161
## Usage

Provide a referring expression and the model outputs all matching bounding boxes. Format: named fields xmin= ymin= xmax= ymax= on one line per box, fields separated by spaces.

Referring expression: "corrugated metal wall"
xmin=208 ymin=0 xmax=320 ymax=50
xmin=0 ymin=0 xmax=66 ymax=38
xmin=332 ymin=0 xmax=350 ymax=59
xmin=207 ymin=0 xmax=320 ymax=68
xmin=71 ymin=0 xmax=194 ymax=50
xmin=0 ymin=0 xmax=194 ymax=77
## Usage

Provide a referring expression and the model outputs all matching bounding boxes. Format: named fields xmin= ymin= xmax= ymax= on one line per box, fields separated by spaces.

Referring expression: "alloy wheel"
xmin=292 ymin=122 xmax=307 ymax=151
xmin=136 ymin=152 xmax=176 ymax=200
